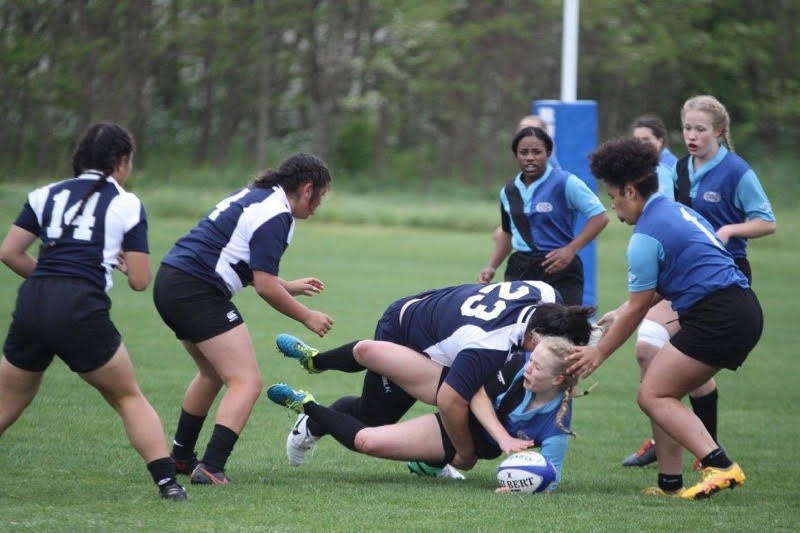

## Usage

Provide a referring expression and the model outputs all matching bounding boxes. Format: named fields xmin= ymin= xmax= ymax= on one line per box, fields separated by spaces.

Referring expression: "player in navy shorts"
xmin=153 ymin=153 xmax=333 ymax=485
xmin=568 ymin=137 xmax=763 ymax=500
xmin=0 ymin=122 xmax=186 ymax=500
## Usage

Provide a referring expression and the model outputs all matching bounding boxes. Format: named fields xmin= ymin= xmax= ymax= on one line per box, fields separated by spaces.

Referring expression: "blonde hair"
xmin=538 ymin=336 xmax=579 ymax=437
xmin=681 ymin=95 xmax=734 ymax=151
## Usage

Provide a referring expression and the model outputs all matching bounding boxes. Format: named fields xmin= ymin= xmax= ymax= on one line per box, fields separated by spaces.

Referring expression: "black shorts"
xmin=436 ymin=412 xmax=502 ymax=463
xmin=153 ymin=264 xmax=244 ymax=343
xmin=671 ymin=285 xmax=762 ymax=370
xmin=504 ymin=251 xmax=579 ymax=305
xmin=733 ymin=256 xmax=752 ymax=285
xmin=3 ymin=277 xmax=121 ymax=373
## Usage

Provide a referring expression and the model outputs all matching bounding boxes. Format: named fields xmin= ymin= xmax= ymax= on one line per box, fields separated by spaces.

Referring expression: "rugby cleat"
xmin=622 ymin=438 xmax=657 ymax=467
xmin=680 ymin=463 xmax=745 ymax=500
xmin=642 ymin=486 xmax=684 ymax=498
xmin=407 ymin=461 xmax=465 ymax=480
xmin=286 ymin=414 xmax=319 ymax=467
xmin=276 ymin=333 xmax=322 ymax=373
xmin=159 ymin=480 xmax=188 ymax=500
xmin=267 ymin=383 xmax=315 ymax=414
xmin=190 ymin=462 xmax=231 ymax=485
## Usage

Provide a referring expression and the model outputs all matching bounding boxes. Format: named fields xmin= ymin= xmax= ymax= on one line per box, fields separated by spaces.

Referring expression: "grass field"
xmin=0 ymin=183 xmax=798 ymax=532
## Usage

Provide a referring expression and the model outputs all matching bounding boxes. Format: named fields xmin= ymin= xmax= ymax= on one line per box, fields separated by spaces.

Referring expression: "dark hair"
xmin=526 ymin=303 xmax=595 ymax=346
xmin=72 ymin=122 xmax=134 ymax=177
xmin=252 ymin=153 xmax=331 ymax=199
xmin=590 ymin=138 xmax=659 ymax=197
xmin=511 ymin=126 xmax=553 ymax=156
xmin=631 ymin=114 xmax=668 ymax=145
xmin=70 ymin=122 xmax=134 ymax=223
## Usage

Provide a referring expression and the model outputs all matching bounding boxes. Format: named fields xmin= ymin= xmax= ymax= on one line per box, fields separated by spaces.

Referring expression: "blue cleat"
xmin=276 ymin=334 xmax=321 ymax=374
xmin=266 ymin=383 xmax=315 ymax=413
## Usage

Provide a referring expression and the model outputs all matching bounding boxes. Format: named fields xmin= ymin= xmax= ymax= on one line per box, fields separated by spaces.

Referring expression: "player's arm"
xmin=469 ymin=387 xmax=533 ymax=454
xmin=436 ymin=382 xmax=477 ymax=470
xmin=253 ymin=270 xmax=332 ymax=337
xmin=0 ymin=225 xmax=38 ymax=278
xmin=120 ymin=251 xmax=151 ymax=291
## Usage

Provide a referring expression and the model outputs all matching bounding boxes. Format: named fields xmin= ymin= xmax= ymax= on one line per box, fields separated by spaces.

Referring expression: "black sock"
xmin=201 ymin=424 xmax=239 ymax=472
xmin=147 ymin=457 xmax=178 ymax=488
xmin=690 ymin=388 xmax=718 ymax=443
xmin=303 ymin=402 xmax=365 ymax=452
xmin=172 ymin=409 xmax=206 ymax=459
xmin=700 ymin=447 xmax=732 ymax=469
xmin=306 ymin=395 xmax=361 ymax=437
xmin=657 ymin=473 xmax=683 ymax=493
xmin=314 ymin=341 xmax=363 ymax=372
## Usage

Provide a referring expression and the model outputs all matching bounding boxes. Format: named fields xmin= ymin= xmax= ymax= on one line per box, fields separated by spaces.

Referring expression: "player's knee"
xmin=353 ymin=429 xmax=383 ymax=455
xmin=352 ymin=340 xmax=375 ymax=365
xmin=635 ymin=319 xmax=669 ymax=368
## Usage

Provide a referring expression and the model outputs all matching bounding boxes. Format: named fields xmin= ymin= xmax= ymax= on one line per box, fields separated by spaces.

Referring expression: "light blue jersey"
xmin=671 ymin=146 xmax=775 ymax=258
xmin=627 ymin=194 xmax=748 ymax=311
xmin=500 ymin=165 xmax=606 ymax=252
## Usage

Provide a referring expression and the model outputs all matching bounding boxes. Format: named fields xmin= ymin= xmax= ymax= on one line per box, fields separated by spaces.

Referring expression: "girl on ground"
xmin=153 ymin=154 xmax=333 ymax=485
xmin=0 ymin=122 xmax=186 ymax=500
xmin=622 ymin=98 xmax=776 ymax=469
xmin=267 ymin=335 xmax=580 ymax=491
xmin=478 ymin=126 xmax=609 ymax=305
xmin=567 ymin=137 xmax=763 ymax=500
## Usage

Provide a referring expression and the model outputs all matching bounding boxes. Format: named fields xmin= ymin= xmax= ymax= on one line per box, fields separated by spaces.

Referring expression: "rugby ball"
xmin=496 ymin=451 xmax=556 ymax=493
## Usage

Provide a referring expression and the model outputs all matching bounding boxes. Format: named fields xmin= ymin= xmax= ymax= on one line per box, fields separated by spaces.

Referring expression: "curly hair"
xmin=590 ymin=137 xmax=659 ymax=197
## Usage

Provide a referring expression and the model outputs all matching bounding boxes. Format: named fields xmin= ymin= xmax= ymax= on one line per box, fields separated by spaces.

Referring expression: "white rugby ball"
xmin=496 ymin=451 xmax=557 ymax=493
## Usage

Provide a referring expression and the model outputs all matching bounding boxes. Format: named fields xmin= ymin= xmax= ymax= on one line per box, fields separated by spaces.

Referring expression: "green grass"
xmin=0 ymin=184 xmax=798 ymax=532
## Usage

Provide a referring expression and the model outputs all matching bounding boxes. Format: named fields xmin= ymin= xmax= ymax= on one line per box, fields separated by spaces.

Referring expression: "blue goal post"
xmin=533 ymin=99 xmax=599 ymax=307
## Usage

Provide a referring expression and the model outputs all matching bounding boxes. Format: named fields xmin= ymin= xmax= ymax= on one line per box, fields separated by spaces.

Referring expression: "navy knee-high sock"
xmin=303 ymin=402 xmax=366 ymax=452
xmin=313 ymin=341 xmax=364 ymax=372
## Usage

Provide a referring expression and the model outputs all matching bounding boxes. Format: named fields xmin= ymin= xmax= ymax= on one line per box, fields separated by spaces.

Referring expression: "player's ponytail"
xmin=69 ymin=122 xmax=133 ymax=224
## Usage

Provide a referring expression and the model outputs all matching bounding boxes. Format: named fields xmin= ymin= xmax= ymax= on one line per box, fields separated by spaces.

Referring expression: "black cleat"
xmin=190 ymin=462 xmax=232 ymax=485
xmin=159 ymin=481 xmax=188 ymax=501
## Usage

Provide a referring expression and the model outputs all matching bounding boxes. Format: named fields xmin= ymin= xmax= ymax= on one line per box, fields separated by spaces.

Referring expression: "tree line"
xmin=1 ymin=0 xmax=797 ymax=188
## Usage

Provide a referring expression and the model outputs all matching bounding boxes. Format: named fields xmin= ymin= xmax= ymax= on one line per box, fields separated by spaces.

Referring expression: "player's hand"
xmin=304 ymin=310 xmax=333 ymax=337
xmin=115 ymin=253 xmax=128 ymax=275
xmin=478 ymin=267 xmax=495 ymax=284
xmin=498 ymin=436 xmax=534 ymax=455
xmin=451 ymin=451 xmax=478 ymax=471
xmin=597 ymin=309 xmax=617 ymax=330
xmin=542 ymin=247 xmax=575 ymax=274
xmin=286 ymin=277 xmax=325 ymax=296
xmin=565 ymin=345 xmax=605 ymax=378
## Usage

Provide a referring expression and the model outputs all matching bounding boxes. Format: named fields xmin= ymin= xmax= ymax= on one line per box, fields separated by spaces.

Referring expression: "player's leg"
xmin=170 ymin=339 xmax=224 ymax=474
xmin=352 ymin=340 xmax=443 ymax=404
xmin=189 ymin=323 xmax=262 ymax=484
xmin=80 ymin=342 xmax=186 ymax=500
xmin=276 ymin=333 xmax=362 ymax=373
xmin=0 ymin=356 xmax=43 ymax=434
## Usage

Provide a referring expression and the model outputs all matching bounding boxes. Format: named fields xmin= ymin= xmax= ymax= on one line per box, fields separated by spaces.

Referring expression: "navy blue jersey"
xmin=162 ymin=186 xmax=294 ymax=296
xmin=397 ymin=281 xmax=560 ymax=367
xmin=13 ymin=171 xmax=148 ymax=292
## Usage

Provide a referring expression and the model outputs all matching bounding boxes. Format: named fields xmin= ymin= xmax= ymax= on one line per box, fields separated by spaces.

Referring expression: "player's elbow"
xmin=127 ymin=270 xmax=151 ymax=291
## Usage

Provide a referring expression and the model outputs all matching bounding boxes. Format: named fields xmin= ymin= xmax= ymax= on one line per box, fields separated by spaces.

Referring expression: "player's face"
xmin=523 ymin=344 xmax=560 ymax=393
xmin=632 ymin=127 xmax=663 ymax=152
xmin=682 ymin=110 xmax=720 ymax=162
xmin=605 ymin=183 xmax=642 ymax=225
xmin=515 ymin=135 xmax=549 ymax=180
xmin=293 ymin=183 xmax=327 ymax=219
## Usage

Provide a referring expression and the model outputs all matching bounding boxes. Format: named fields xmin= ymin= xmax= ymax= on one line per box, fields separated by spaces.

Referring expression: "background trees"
xmin=1 ymin=0 xmax=797 ymax=190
